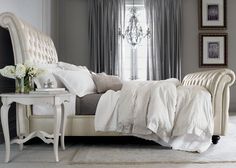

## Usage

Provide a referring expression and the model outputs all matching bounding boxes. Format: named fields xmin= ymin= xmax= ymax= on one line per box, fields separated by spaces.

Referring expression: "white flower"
xmin=0 ymin=63 xmax=44 ymax=80
xmin=0 ymin=65 xmax=16 ymax=79
xmin=28 ymin=67 xmax=37 ymax=77
xmin=27 ymin=66 xmax=44 ymax=78
xmin=15 ymin=64 xmax=26 ymax=78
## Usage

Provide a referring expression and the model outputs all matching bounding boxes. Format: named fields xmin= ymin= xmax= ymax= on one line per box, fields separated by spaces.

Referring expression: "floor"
xmin=0 ymin=114 xmax=236 ymax=168
xmin=1 ymin=163 xmax=236 ymax=168
xmin=1 ymin=140 xmax=235 ymax=168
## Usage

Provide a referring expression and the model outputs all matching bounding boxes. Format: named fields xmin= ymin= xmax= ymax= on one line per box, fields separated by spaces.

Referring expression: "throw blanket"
xmin=95 ymin=79 xmax=213 ymax=152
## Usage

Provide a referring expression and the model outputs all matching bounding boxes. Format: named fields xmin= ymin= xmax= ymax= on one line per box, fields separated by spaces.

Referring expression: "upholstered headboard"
xmin=182 ymin=69 xmax=235 ymax=135
xmin=0 ymin=12 xmax=58 ymax=64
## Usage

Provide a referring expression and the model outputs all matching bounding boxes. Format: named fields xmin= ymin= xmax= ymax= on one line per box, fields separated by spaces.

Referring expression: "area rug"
xmin=1 ymin=117 xmax=236 ymax=164
xmin=72 ymin=116 xmax=236 ymax=164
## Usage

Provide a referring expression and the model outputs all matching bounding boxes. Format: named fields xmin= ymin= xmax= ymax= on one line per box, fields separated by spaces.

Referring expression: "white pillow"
xmin=58 ymin=62 xmax=89 ymax=72
xmin=34 ymin=64 xmax=64 ymax=88
xmin=53 ymin=69 xmax=96 ymax=97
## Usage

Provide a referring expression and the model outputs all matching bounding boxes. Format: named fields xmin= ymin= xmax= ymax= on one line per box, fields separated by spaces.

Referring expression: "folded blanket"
xmin=95 ymin=79 xmax=213 ymax=153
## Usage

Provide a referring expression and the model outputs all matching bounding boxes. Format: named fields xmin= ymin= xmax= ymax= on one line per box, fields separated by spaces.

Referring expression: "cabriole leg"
xmin=53 ymin=104 xmax=62 ymax=162
xmin=60 ymin=103 xmax=67 ymax=150
xmin=1 ymin=103 xmax=11 ymax=162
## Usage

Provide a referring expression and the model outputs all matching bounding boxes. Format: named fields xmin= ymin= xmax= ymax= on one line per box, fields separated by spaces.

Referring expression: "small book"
xmin=35 ymin=88 xmax=66 ymax=92
xmin=29 ymin=90 xmax=68 ymax=94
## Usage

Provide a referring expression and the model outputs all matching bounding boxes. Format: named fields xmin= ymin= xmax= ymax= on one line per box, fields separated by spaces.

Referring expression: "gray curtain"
xmin=88 ymin=0 xmax=125 ymax=75
xmin=145 ymin=0 xmax=182 ymax=80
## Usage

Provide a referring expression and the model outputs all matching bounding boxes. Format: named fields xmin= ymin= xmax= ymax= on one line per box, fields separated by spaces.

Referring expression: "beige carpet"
xmin=72 ymin=117 xmax=236 ymax=164
xmin=0 ymin=116 xmax=236 ymax=168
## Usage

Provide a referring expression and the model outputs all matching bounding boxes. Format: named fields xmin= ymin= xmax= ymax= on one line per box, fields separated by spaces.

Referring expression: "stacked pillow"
xmin=54 ymin=62 xmax=96 ymax=97
xmin=92 ymin=72 xmax=122 ymax=93
xmin=34 ymin=61 xmax=123 ymax=97
xmin=33 ymin=62 xmax=123 ymax=116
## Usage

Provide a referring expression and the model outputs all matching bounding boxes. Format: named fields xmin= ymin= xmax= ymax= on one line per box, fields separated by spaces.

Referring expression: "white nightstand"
xmin=0 ymin=92 xmax=71 ymax=162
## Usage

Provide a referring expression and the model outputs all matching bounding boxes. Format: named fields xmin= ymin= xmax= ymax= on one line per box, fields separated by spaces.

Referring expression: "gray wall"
xmin=182 ymin=0 xmax=236 ymax=111
xmin=0 ymin=0 xmax=59 ymax=49
xmin=0 ymin=0 xmax=43 ymax=30
xmin=58 ymin=0 xmax=90 ymax=67
xmin=58 ymin=0 xmax=236 ymax=111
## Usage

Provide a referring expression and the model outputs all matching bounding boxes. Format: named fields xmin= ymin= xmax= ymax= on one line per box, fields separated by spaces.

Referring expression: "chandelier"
xmin=119 ymin=1 xmax=150 ymax=47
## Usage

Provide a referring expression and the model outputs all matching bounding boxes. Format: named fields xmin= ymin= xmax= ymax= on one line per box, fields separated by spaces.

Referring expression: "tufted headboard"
xmin=0 ymin=12 xmax=58 ymax=64
xmin=182 ymin=69 xmax=235 ymax=135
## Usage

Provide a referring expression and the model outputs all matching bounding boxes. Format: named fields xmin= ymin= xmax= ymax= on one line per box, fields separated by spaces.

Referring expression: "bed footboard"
xmin=182 ymin=69 xmax=235 ymax=135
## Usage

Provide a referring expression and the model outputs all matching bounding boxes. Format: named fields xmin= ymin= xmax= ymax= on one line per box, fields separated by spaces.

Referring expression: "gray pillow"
xmin=92 ymin=73 xmax=122 ymax=93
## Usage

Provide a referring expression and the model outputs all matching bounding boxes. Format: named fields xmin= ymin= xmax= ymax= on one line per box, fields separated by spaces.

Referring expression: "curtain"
xmin=88 ymin=0 xmax=125 ymax=75
xmin=145 ymin=0 xmax=182 ymax=80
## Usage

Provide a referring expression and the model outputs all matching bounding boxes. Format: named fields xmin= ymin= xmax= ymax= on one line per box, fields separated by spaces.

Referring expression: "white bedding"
xmin=95 ymin=79 xmax=213 ymax=153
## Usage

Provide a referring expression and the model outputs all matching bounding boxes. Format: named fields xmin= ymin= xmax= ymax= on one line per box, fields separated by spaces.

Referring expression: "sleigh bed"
xmin=0 ymin=12 xmax=235 ymax=148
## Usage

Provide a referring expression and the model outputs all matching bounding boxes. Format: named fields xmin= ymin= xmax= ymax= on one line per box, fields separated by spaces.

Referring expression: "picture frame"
xmin=199 ymin=0 xmax=227 ymax=29
xmin=199 ymin=33 xmax=227 ymax=67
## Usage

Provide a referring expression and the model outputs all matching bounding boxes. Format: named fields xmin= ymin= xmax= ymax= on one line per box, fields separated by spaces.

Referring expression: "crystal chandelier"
xmin=119 ymin=1 xmax=150 ymax=47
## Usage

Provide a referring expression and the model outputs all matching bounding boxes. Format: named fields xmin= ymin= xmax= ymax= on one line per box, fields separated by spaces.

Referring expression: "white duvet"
xmin=95 ymin=79 xmax=213 ymax=153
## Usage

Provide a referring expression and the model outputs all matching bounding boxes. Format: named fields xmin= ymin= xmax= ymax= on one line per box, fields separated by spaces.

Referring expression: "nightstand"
xmin=0 ymin=92 xmax=71 ymax=162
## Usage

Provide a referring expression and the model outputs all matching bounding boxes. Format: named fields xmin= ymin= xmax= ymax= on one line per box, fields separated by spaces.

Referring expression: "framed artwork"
xmin=199 ymin=0 xmax=227 ymax=29
xmin=199 ymin=33 xmax=227 ymax=67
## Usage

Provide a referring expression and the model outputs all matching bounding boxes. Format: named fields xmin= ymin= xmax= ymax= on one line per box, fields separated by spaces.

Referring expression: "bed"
xmin=0 ymin=12 xmax=235 ymax=147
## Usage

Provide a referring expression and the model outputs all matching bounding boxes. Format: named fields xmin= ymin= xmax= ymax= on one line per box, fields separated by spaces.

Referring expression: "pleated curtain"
xmin=88 ymin=0 xmax=125 ymax=75
xmin=145 ymin=0 xmax=182 ymax=80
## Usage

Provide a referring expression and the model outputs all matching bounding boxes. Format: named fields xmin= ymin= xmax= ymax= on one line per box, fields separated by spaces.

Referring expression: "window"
xmin=121 ymin=4 xmax=148 ymax=81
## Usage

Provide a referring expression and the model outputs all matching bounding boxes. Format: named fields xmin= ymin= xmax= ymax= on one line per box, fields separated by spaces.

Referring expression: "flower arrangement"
xmin=0 ymin=64 xmax=44 ymax=93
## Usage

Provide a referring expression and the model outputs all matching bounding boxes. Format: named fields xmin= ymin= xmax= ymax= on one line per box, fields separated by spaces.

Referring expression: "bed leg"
xmin=212 ymin=135 xmax=220 ymax=144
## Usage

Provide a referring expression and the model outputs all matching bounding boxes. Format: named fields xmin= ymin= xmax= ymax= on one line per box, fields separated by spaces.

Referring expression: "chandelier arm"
xmin=118 ymin=3 xmax=152 ymax=46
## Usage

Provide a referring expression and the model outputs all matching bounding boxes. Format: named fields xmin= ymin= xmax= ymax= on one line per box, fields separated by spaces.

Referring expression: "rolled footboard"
xmin=182 ymin=69 xmax=235 ymax=135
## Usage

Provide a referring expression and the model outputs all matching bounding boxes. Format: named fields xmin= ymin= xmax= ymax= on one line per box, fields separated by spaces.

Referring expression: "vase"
xmin=15 ymin=78 xmax=21 ymax=93
xmin=15 ymin=76 xmax=34 ymax=93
